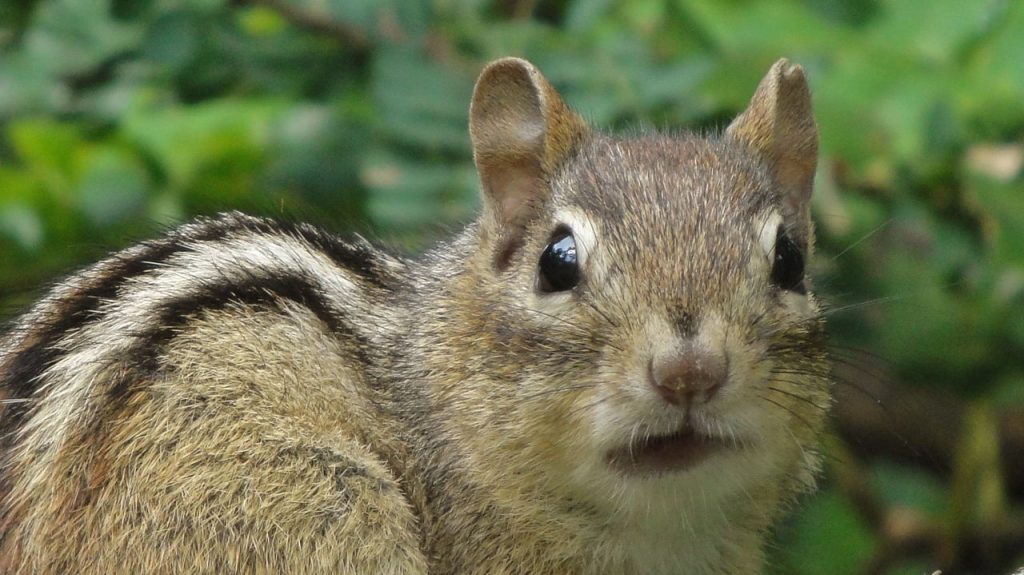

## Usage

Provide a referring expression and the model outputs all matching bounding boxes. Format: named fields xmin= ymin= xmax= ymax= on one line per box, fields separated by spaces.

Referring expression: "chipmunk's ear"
xmin=470 ymin=57 xmax=588 ymax=265
xmin=727 ymin=59 xmax=818 ymax=218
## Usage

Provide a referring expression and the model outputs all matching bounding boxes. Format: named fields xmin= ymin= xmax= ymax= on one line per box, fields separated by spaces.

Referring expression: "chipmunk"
xmin=0 ymin=57 xmax=830 ymax=574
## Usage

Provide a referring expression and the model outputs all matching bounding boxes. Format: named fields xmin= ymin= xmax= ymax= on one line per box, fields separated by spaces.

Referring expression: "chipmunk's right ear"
xmin=470 ymin=58 xmax=588 ymax=264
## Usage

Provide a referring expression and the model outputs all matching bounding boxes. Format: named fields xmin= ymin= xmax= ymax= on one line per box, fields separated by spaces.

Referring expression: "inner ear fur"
xmin=727 ymin=59 xmax=818 ymax=223
xmin=469 ymin=57 xmax=589 ymax=269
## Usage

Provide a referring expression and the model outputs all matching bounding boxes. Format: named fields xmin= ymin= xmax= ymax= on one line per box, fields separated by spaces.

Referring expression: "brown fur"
xmin=0 ymin=58 xmax=829 ymax=574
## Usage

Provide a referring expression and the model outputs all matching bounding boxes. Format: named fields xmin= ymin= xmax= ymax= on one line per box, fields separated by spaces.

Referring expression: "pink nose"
xmin=649 ymin=345 xmax=727 ymax=407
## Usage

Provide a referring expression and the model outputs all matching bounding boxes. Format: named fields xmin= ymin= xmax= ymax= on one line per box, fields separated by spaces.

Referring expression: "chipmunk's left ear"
xmin=727 ymin=59 xmax=818 ymax=218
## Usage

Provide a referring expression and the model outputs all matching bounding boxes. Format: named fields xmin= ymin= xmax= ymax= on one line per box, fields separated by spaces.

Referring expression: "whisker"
xmin=498 ymin=300 xmax=625 ymax=353
xmin=827 ymin=345 xmax=889 ymax=363
xmin=764 ymin=383 xmax=830 ymax=411
xmin=769 ymin=366 xmax=833 ymax=378
xmin=827 ymin=348 xmax=893 ymax=382
xmin=829 ymin=218 xmax=892 ymax=261
xmin=580 ymin=297 xmax=619 ymax=329
xmin=520 ymin=383 xmax=597 ymax=401
xmin=821 ymin=276 xmax=969 ymax=318
xmin=567 ymin=388 xmax=630 ymax=418
xmin=627 ymin=422 xmax=642 ymax=462
xmin=827 ymin=367 xmax=890 ymax=406
xmin=757 ymin=393 xmax=820 ymax=437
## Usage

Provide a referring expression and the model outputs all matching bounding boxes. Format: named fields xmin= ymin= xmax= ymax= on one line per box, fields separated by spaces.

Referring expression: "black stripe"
xmin=0 ymin=213 xmax=391 ymax=401
xmin=0 ymin=234 xmax=211 ymax=492
xmin=229 ymin=216 xmax=397 ymax=291
xmin=58 ymin=270 xmax=375 ymax=501
xmin=0 ymin=212 xmax=385 ymax=535
xmin=0 ymin=221 xmax=228 ymax=403
xmin=0 ymin=242 xmax=184 ymax=456
xmin=0 ymin=212 xmax=391 ymax=467
xmin=105 ymin=271 xmax=371 ymax=403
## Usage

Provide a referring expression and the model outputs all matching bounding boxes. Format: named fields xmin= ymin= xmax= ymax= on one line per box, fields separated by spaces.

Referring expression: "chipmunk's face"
xmin=463 ymin=57 xmax=827 ymax=534
xmin=505 ymin=135 xmax=829 ymax=516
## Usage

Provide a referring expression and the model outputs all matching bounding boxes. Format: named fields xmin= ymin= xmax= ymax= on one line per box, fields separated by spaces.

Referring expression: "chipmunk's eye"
xmin=538 ymin=229 xmax=579 ymax=293
xmin=771 ymin=227 xmax=806 ymax=293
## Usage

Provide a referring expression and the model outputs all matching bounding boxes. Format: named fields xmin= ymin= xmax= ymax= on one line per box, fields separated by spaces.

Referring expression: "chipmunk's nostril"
xmin=649 ymin=345 xmax=727 ymax=407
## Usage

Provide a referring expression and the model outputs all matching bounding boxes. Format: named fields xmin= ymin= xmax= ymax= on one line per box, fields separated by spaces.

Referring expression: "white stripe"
xmin=17 ymin=229 xmax=366 ymax=489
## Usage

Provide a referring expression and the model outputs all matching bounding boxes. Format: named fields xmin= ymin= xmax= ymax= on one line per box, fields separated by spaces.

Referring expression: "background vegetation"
xmin=2 ymin=0 xmax=1023 ymax=573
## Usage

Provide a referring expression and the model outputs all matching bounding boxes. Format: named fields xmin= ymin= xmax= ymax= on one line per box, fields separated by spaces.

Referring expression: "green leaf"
xmin=967 ymin=173 xmax=1024 ymax=269
xmin=565 ymin=0 xmax=615 ymax=32
xmin=865 ymin=0 xmax=1003 ymax=63
xmin=0 ymin=52 xmax=68 ymax=117
xmin=123 ymin=98 xmax=285 ymax=187
xmin=947 ymin=2 xmax=1024 ymax=142
xmin=361 ymin=148 xmax=476 ymax=241
xmin=371 ymin=47 xmax=474 ymax=153
xmin=23 ymin=0 xmax=141 ymax=76
xmin=870 ymin=462 xmax=948 ymax=519
xmin=75 ymin=147 xmax=151 ymax=226
xmin=289 ymin=0 xmax=430 ymax=41
xmin=6 ymin=118 xmax=85 ymax=198
xmin=0 ymin=203 xmax=44 ymax=252
xmin=775 ymin=487 xmax=876 ymax=575
xmin=678 ymin=0 xmax=850 ymax=55
xmin=142 ymin=10 xmax=200 ymax=72
xmin=264 ymin=105 xmax=368 ymax=219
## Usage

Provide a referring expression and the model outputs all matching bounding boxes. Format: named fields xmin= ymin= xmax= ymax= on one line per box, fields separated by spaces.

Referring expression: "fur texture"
xmin=0 ymin=58 xmax=830 ymax=574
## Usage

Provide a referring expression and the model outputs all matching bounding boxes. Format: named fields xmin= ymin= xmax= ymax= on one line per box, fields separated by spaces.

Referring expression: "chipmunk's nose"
xmin=649 ymin=344 xmax=727 ymax=407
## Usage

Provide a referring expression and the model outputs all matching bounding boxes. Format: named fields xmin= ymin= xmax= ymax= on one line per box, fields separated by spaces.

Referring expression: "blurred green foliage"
xmin=2 ymin=0 xmax=1023 ymax=572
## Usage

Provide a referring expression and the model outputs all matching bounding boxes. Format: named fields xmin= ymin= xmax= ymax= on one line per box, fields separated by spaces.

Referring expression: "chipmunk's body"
xmin=0 ymin=58 xmax=830 ymax=574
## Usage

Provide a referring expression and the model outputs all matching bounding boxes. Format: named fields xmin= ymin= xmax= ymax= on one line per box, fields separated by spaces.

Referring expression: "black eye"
xmin=538 ymin=229 xmax=579 ymax=293
xmin=771 ymin=226 xmax=806 ymax=293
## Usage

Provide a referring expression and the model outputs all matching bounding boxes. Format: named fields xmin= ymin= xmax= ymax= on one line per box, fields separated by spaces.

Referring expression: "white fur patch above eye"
xmin=554 ymin=208 xmax=598 ymax=270
xmin=757 ymin=211 xmax=783 ymax=263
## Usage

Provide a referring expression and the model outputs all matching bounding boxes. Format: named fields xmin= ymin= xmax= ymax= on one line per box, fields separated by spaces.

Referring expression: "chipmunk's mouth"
xmin=606 ymin=424 xmax=740 ymax=476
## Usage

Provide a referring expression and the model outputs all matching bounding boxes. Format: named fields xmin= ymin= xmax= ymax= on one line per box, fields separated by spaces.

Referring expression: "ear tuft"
xmin=469 ymin=58 xmax=588 ymax=245
xmin=727 ymin=59 xmax=818 ymax=218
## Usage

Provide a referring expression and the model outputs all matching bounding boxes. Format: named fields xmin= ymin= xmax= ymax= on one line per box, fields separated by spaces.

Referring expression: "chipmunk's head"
xmin=449 ymin=57 xmax=829 ymax=529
